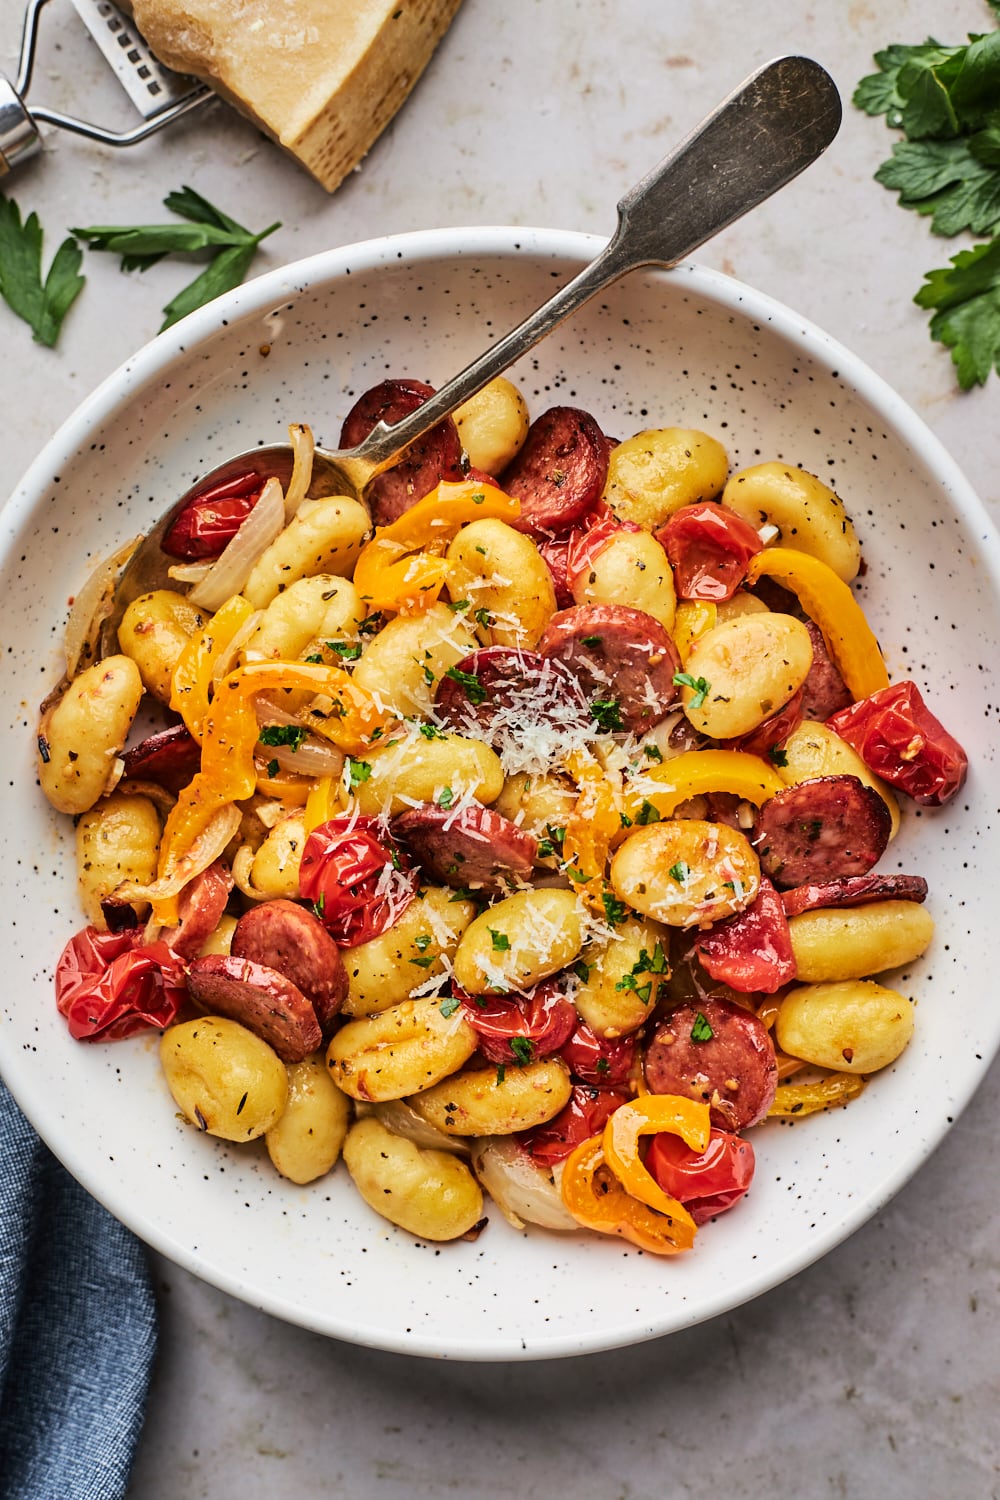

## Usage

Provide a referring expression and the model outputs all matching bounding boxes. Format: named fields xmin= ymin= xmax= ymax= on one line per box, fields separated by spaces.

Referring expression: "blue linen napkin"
xmin=0 ymin=1079 xmax=156 ymax=1500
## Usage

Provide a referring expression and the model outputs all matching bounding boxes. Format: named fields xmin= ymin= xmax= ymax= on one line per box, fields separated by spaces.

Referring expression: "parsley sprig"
xmin=855 ymin=18 xmax=1000 ymax=385
xmin=0 ymin=196 xmax=85 ymax=347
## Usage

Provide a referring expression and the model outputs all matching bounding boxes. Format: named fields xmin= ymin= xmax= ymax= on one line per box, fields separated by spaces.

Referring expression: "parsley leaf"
xmin=488 ymin=928 xmax=510 ymax=951
xmin=602 ymin=891 xmax=628 ymax=927
xmin=590 ymin=698 xmax=624 ymax=732
xmin=673 ymin=671 xmax=711 ymax=710
xmin=73 ymin=185 xmax=280 ymax=331
xmin=915 ymin=235 xmax=1000 ymax=386
xmin=509 ymin=1036 xmax=534 ymax=1066
xmin=0 ymin=195 xmax=85 ymax=347
xmin=259 ymin=724 xmax=307 ymax=750
xmin=690 ymin=1012 xmax=714 ymax=1043
xmin=444 ymin=666 xmax=487 ymax=705
xmin=347 ymin=758 xmax=372 ymax=788
xmin=439 ymin=995 xmax=461 ymax=1018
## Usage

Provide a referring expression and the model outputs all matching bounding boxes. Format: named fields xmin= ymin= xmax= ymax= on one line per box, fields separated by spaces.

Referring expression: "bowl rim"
xmin=6 ymin=224 xmax=1000 ymax=1360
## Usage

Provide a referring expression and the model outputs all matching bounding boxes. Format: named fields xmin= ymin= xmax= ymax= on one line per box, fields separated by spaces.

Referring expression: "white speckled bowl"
xmin=2 ymin=228 xmax=999 ymax=1360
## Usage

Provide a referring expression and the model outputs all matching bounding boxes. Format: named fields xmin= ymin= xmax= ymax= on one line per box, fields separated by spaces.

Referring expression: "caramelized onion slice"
xmin=471 ymin=1137 xmax=579 ymax=1232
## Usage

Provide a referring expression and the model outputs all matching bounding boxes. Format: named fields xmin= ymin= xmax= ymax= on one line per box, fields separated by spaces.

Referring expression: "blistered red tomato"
xmin=560 ymin=1019 xmax=637 ymax=1087
xmin=519 ymin=1084 xmax=630 ymax=1167
xmin=55 ymin=927 xmax=187 ymax=1041
xmin=298 ymin=816 xmax=417 ymax=947
xmin=162 ymin=470 xmax=267 ymax=560
xmin=694 ymin=875 xmax=796 ymax=994
xmin=458 ymin=980 xmax=577 ymax=1065
xmin=645 ymin=1126 xmax=755 ymax=1224
xmin=656 ymin=502 xmax=762 ymax=601
xmin=826 ymin=679 xmax=968 ymax=807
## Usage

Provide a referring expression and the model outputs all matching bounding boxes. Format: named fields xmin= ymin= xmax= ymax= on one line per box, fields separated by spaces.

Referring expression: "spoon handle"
xmin=336 ymin=54 xmax=841 ymax=489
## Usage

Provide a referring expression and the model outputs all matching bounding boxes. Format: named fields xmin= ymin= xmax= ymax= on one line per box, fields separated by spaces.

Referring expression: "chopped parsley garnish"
xmin=418 ymin=722 xmax=447 ymax=740
xmin=474 ymin=607 xmax=492 ymax=629
xmin=573 ymin=958 xmax=592 ymax=982
xmin=619 ymin=812 xmax=633 ymax=829
xmin=615 ymin=972 xmax=653 ymax=1004
xmin=590 ymin=698 xmax=624 ymax=732
xmin=444 ymin=665 xmax=487 ymax=705
xmin=582 ymin=634 xmax=603 ymax=647
xmin=347 ymin=758 xmax=372 ymax=788
xmin=266 ymin=759 xmax=280 ymax=778
xmin=312 ymin=892 xmax=326 ymax=918
xmin=438 ymin=786 xmax=455 ymax=809
xmin=769 ymin=745 xmax=789 ymax=767
xmin=673 ymin=671 xmax=711 ymax=710
xmin=602 ymin=891 xmax=628 ymax=926
xmin=259 ymin=724 xmax=307 ymax=750
xmin=509 ymin=1036 xmax=534 ymax=1066
xmin=414 ymin=933 xmax=432 ymax=952
xmin=447 ymin=599 xmax=471 ymax=612
xmin=595 ymin=1057 xmax=611 ymax=1076
xmin=495 ymin=1064 xmax=506 ymax=1084
xmin=439 ymin=994 xmax=461 ymax=1018
xmin=690 ymin=1011 xmax=714 ymax=1043
xmin=669 ymin=861 xmax=690 ymax=883
xmin=636 ymin=800 xmax=661 ymax=825
xmin=488 ymin=928 xmax=511 ymax=951
xmin=643 ymin=743 xmax=664 ymax=763
xmin=326 ymin=640 xmax=362 ymax=661
xmin=536 ymin=823 xmax=566 ymax=859
xmin=640 ymin=941 xmax=669 ymax=974
xmin=409 ymin=954 xmax=436 ymax=968
xmin=421 ymin=664 xmax=436 ymax=686
xmin=304 ymin=653 xmax=324 ymax=664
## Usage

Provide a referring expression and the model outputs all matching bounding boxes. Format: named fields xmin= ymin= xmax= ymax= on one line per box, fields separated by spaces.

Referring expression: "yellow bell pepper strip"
xmin=768 ymin=1071 xmax=866 ymax=1117
xmin=603 ymin=1095 xmax=710 ymax=1216
xmin=672 ymin=599 xmax=717 ymax=664
xmin=623 ymin=748 xmax=785 ymax=824
xmin=560 ymin=1136 xmax=698 ymax=1255
xmin=562 ymin=744 xmax=621 ymax=896
xmin=303 ymin=773 xmax=345 ymax=833
xmin=170 ymin=593 xmax=255 ymax=742
xmin=746 ymin=547 xmax=890 ymax=701
xmin=254 ymin=768 xmax=314 ymax=806
xmin=352 ymin=479 xmax=520 ymax=614
xmin=153 ymin=661 xmax=391 ymax=923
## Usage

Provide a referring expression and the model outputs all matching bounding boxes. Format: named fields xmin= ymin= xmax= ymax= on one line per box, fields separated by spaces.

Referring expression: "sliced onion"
xmin=230 ymin=843 xmax=273 ymax=902
xmin=112 ymin=803 xmax=241 ymax=904
xmin=372 ymin=1099 xmax=470 ymax=1156
xmin=187 ymin=477 xmax=285 ymax=612
xmin=283 ymin=423 xmax=316 ymax=521
xmin=64 ymin=536 xmax=141 ymax=678
xmin=211 ymin=608 xmax=264 ymax=682
xmin=254 ymin=696 xmax=346 ymax=779
xmin=167 ymin=560 xmax=213 ymax=586
xmin=470 ymin=1137 xmax=579 ymax=1232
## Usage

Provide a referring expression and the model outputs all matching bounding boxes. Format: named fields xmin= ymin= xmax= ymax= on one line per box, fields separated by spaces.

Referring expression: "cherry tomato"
xmin=826 ymin=679 xmax=968 ymax=807
xmin=560 ymin=1019 xmax=637 ymax=1087
xmin=656 ymin=502 xmax=763 ymax=602
xmin=298 ymin=816 xmax=417 ymax=947
xmin=645 ymin=1126 xmax=755 ymax=1225
xmin=519 ymin=1084 xmax=630 ymax=1167
xmin=694 ymin=875 xmax=796 ymax=994
xmin=55 ymin=927 xmax=187 ymax=1042
xmin=458 ymin=980 xmax=577 ymax=1065
xmin=162 ymin=470 xmax=267 ymax=560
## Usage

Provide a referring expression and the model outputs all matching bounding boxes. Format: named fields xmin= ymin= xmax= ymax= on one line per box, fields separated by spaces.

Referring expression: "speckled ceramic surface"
xmin=2 ymin=227 xmax=998 ymax=1361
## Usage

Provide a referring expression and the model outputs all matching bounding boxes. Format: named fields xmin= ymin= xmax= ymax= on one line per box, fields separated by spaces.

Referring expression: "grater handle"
xmin=0 ymin=75 xmax=42 ymax=177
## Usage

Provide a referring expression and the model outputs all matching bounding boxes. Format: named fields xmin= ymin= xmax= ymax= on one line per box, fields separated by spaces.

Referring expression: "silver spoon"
xmin=101 ymin=54 xmax=840 ymax=651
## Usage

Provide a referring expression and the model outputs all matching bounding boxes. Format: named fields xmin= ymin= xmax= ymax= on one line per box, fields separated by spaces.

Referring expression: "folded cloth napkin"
xmin=0 ymin=1079 xmax=157 ymax=1500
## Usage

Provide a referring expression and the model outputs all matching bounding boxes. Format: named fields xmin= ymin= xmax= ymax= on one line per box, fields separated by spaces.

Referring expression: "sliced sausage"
xmin=121 ymin=724 xmax=201 ymax=795
xmin=231 ymin=899 xmax=348 ymax=1029
xmin=534 ymin=534 xmax=575 ymax=608
xmin=433 ymin=646 xmax=591 ymax=750
xmin=499 ymin=406 xmax=608 ymax=536
xmin=537 ymin=603 xmax=682 ymax=733
xmin=393 ymin=802 xmax=537 ymax=892
xmin=644 ymin=999 xmax=777 ymax=1130
xmin=800 ymin=619 xmax=852 ymax=721
xmin=185 ymin=954 xmax=321 ymax=1063
xmin=164 ymin=860 xmax=234 ymax=960
xmin=339 ymin=378 xmax=464 ymax=527
xmin=780 ymin=872 xmax=929 ymax=918
xmin=754 ymin=774 xmax=892 ymax=889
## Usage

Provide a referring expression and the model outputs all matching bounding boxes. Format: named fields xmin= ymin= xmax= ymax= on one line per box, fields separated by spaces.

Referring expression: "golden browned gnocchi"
xmin=266 ymin=1057 xmax=352 ymax=1183
xmin=160 ymin=1017 xmax=289 ymax=1140
xmin=343 ymin=1116 xmax=484 ymax=1241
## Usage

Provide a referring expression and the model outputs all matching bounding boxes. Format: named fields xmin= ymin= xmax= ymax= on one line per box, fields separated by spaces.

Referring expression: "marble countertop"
xmin=2 ymin=1 xmax=998 ymax=1495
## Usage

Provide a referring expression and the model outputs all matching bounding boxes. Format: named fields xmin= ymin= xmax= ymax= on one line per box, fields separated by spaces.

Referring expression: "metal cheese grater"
xmin=0 ymin=0 xmax=211 ymax=176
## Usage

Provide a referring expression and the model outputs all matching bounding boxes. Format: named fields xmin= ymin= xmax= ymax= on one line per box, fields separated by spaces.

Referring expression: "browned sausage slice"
xmin=393 ymin=803 xmax=537 ymax=892
xmin=500 ymin=406 xmax=608 ymax=536
xmin=754 ymin=775 xmax=892 ymax=888
xmin=165 ymin=860 xmax=234 ymax=960
xmin=800 ymin=620 xmax=852 ymax=721
xmin=644 ymin=999 xmax=777 ymax=1130
xmin=186 ymin=954 xmax=321 ymax=1064
xmin=339 ymin=378 xmax=464 ymax=527
xmin=432 ymin=646 xmax=592 ymax=770
xmin=121 ymin=724 xmax=201 ymax=795
xmin=780 ymin=872 xmax=929 ymax=917
xmin=537 ymin=603 xmax=682 ymax=733
xmin=231 ymin=899 xmax=348 ymax=1029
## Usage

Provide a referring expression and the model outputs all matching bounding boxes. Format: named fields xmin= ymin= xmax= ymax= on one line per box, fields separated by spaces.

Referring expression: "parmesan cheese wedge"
xmin=123 ymin=0 xmax=465 ymax=191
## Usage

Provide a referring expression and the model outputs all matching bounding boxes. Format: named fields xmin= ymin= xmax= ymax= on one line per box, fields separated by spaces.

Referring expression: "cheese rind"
xmin=125 ymin=0 xmax=465 ymax=192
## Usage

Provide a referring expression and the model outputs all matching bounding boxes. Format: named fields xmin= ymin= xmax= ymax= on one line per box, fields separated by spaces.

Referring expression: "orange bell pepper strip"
xmin=153 ymin=661 xmax=390 ymax=922
xmin=602 ymin=1095 xmax=710 ymax=1216
xmin=746 ymin=547 xmax=889 ymax=701
xmin=352 ymin=479 xmax=520 ymax=614
xmin=560 ymin=1136 xmax=698 ymax=1255
xmin=623 ymin=748 xmax=785 ymax=824
xmin=562 ymin=745 xmax=622 ymax=896
xmin=170 ymin=593 xmax=255 ymax=742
